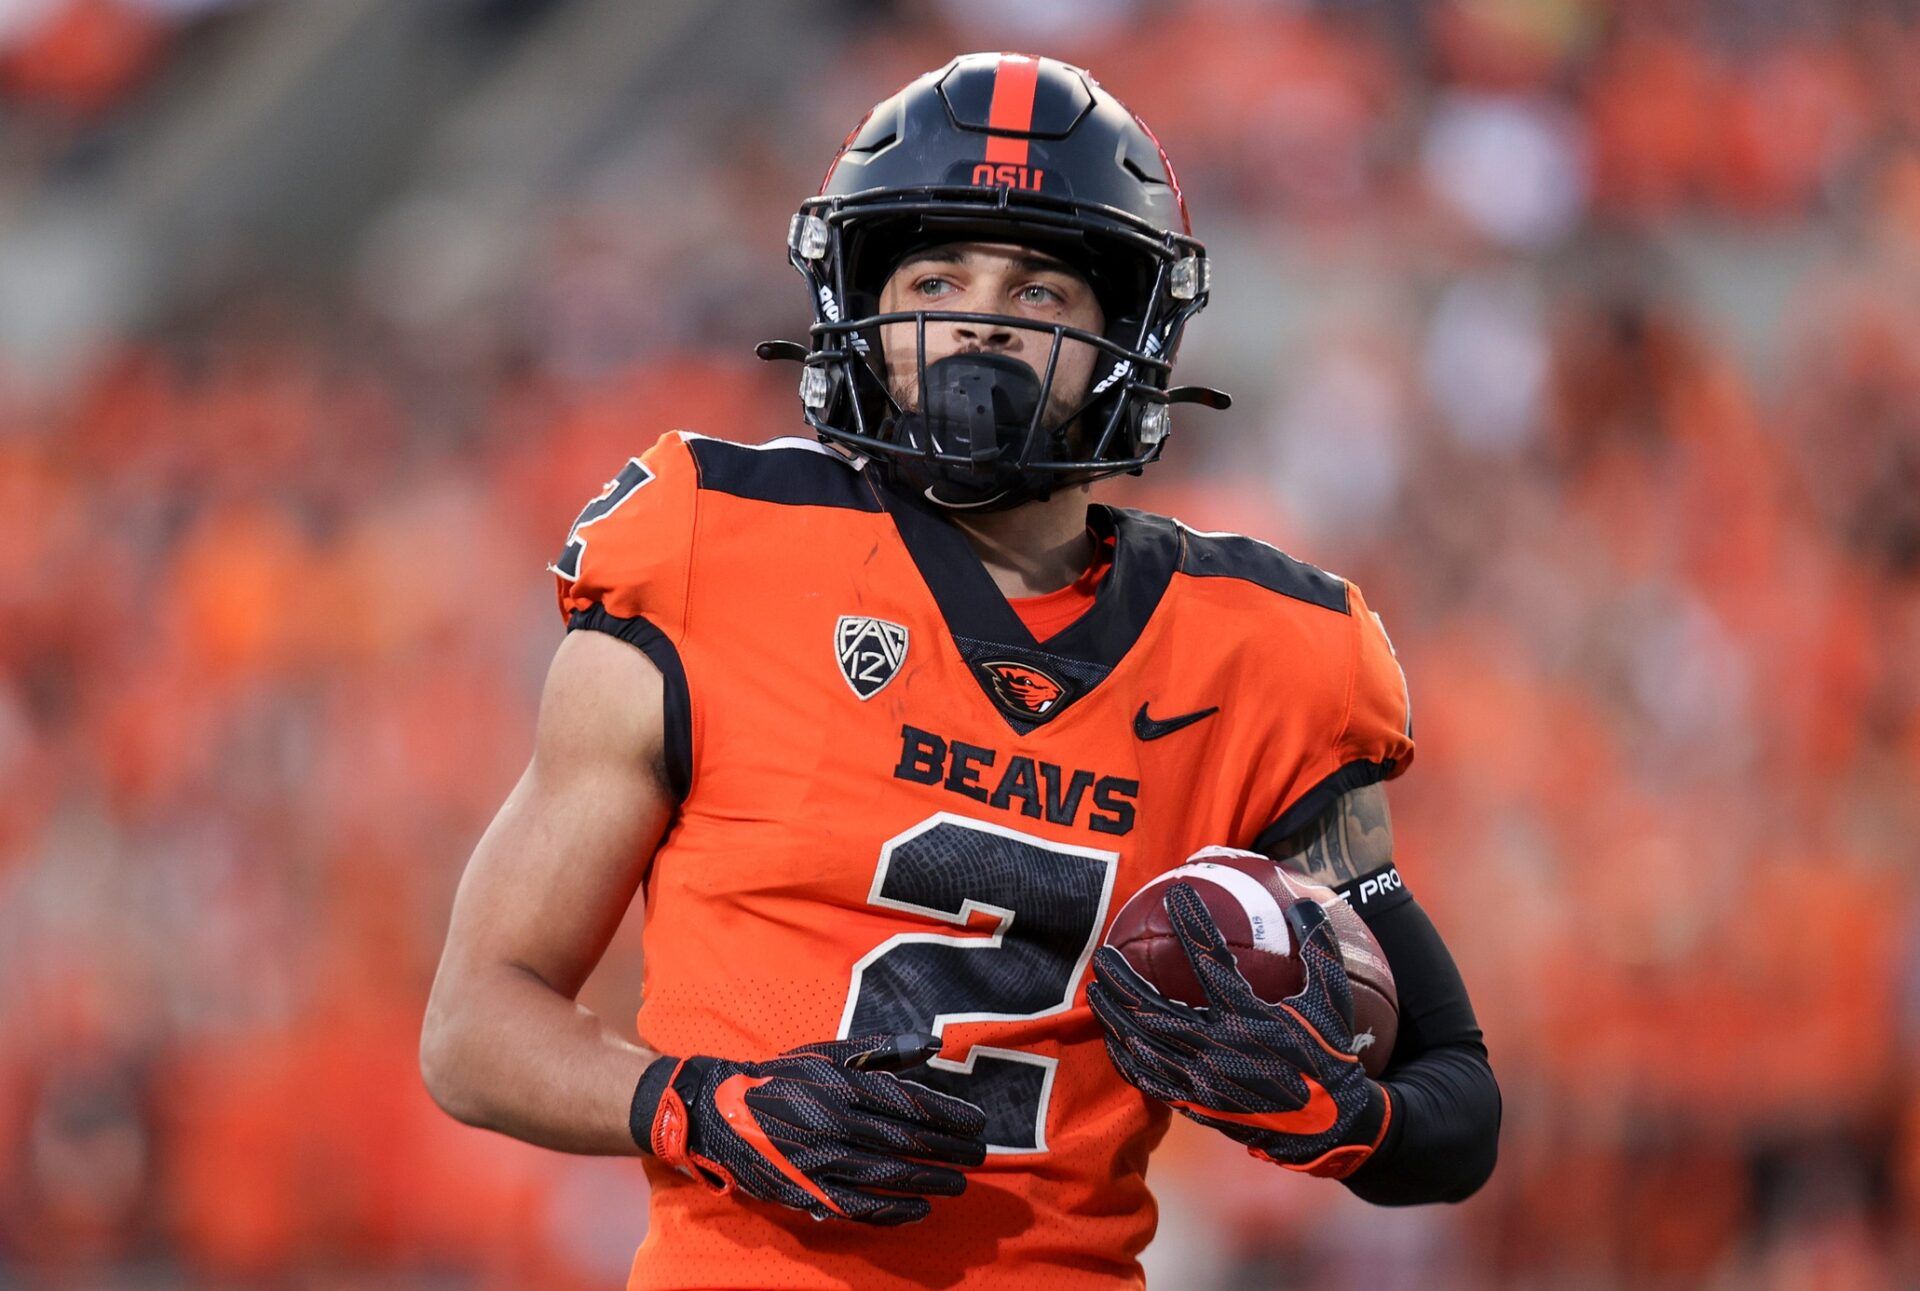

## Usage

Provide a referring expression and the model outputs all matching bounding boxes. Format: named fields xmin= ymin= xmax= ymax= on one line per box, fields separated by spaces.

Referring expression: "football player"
xmin=422 ymin=53 xmax=1499 ymax=1289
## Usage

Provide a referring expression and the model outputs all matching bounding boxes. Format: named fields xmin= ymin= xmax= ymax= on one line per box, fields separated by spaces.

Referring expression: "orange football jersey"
xmin=553 ymin=431 xmax=1415 ymax=1290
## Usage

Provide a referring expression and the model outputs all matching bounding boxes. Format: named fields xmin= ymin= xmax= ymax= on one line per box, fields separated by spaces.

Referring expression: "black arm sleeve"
xmin=1332 ymin=876 xmax=1501 ymax=1205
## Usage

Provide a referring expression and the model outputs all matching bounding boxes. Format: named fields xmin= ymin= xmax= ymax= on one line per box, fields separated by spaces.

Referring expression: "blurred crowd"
xmin=0 ymin=0 xmax=250 ymax=128
xmin=4 ymin=0 xmax=1920 ymax=1287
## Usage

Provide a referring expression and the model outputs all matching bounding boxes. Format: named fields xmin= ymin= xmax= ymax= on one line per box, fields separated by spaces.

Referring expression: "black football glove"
xmin=630 ymin=1032 xmax=988 ymax=1225
xmin=1088 ymin=883 xmax=1391 ymax=1178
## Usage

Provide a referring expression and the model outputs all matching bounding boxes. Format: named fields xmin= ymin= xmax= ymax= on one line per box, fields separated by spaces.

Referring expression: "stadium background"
xmin=3 ymin=0 xmax=1917 ymax=1286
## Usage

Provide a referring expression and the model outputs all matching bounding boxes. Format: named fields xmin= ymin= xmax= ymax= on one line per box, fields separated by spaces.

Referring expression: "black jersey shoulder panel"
xmin=686 ymin=435 xmax=884 ymax=512
xmin=1174 ymin=523 xmax=1350 ymax=614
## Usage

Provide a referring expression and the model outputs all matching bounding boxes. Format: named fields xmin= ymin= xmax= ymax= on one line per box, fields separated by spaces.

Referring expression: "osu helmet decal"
xmin=759 ymin=52 xmax=1231 ymax=511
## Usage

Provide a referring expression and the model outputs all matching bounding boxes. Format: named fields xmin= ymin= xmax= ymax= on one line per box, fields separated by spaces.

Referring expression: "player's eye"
xmin=913 ymin=276 xmax=956 ymax=298
xmin=1016 ymin=282 xmax=1065 ymax=307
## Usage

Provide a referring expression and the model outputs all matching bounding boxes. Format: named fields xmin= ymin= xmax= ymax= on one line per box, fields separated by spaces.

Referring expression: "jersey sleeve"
xmin=550 ymin=430 xmax=699 ymax=799
xmin=1250 ymin=580 xmax=1414 ymax=852
xmin=552 ymin=430 xmax=699 ymax=637
xmin=1341 ymin=581 xmax=1415 ymax=780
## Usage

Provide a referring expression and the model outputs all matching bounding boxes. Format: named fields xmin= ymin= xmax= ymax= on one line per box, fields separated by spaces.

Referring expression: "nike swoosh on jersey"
xmin=1167 ymin=1076 xmax=1339 ymax=1136
xmin=712 ymin=1073 xmax=845 ymax=1216
xmin=1134 ymin=702 xmax=1221 ymax=741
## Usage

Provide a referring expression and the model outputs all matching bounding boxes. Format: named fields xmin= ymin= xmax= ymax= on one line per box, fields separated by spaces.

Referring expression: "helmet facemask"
xmin=759 ymin=53 xmax=1231 ymax=507
xmin=776 ymin=193 xmax=1220 ymax=511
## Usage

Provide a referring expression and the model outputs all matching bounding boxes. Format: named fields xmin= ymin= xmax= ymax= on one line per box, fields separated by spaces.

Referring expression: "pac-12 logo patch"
xmin=979 ymin=660 xmax=1067 ymax=718
xmin=835 ymin=616 xmax=909 ymax=700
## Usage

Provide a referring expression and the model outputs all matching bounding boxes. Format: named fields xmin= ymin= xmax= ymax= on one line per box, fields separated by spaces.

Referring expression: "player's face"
xmin=878 ymin=242 xmax=1106 ymax=429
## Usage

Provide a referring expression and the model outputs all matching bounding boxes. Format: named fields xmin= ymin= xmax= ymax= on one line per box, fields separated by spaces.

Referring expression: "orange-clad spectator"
xmin=1584 ymin=27 xmax=1728 ymax=217
xmin=1717 ymin=40 xmax=1874 ymax=216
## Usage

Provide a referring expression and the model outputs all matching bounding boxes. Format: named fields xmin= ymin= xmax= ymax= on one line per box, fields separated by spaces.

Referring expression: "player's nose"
xmin=951 ymin=317 xmax=1016 ymax=349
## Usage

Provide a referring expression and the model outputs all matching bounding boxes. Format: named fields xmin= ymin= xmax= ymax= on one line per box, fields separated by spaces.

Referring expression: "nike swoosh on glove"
xmin=1087 ymin=883 xmax=1392 ymax=1178
xmin=631 ymin=1032 xmax=988 ymax=1225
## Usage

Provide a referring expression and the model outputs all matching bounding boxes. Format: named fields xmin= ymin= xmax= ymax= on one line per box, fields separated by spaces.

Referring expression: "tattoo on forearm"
xmin=1269 ymin=784 xmax=1394 ymax=887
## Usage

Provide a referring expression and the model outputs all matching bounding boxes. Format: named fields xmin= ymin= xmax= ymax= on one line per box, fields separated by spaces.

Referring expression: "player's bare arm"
xmin=1268 ymin=782 xmax=1395 ymax=890
xmin=423 ymin=630 xmax=989 ymax=1222
xmin=420 ymin=629 xmax=673 ymax=1155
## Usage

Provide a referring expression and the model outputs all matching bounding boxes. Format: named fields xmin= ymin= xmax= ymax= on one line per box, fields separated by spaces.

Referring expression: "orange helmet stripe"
xmin=984 ymin=53 xmax=1040 ymax=165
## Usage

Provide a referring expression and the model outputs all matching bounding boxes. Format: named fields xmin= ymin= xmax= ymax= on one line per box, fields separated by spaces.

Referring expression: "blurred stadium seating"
xmin=2 ymin=0 xmax=1918 ymax=1286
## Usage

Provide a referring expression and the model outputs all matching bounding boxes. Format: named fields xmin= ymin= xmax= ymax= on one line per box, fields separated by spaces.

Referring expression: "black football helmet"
xmin=760 ymin=52 xmax=1230 ymax=510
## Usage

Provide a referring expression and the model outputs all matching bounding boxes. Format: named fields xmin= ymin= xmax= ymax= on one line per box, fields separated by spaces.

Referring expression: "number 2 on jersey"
xmin=838 ymin=813 xmax=1118 ymax=1153
xmin=551 ymin=458 xmax=653 ymax=582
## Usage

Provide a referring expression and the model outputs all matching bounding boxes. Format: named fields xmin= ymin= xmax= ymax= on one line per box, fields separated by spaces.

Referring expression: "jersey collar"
xmin=880 ymin=485 xmax=1180 ymax=732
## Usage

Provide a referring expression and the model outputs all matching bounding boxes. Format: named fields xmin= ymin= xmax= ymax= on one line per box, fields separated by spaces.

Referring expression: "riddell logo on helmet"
xmin=816 ymin=285 xmax=869 ymax=354
xmin=1091 ymin=329 xmax=1165 ymax=396
xmin=971 ymin=163 xmax=1045 ymax=191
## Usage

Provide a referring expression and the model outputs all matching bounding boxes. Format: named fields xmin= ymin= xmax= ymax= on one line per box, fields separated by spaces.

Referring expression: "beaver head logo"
xmin=980 ymin=661 xmax=1067 ymax=717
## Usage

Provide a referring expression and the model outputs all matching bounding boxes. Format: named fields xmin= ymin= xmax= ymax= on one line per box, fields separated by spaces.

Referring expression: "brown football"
xmin=1103 ymin=847 xmax=1399 ymax=1077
